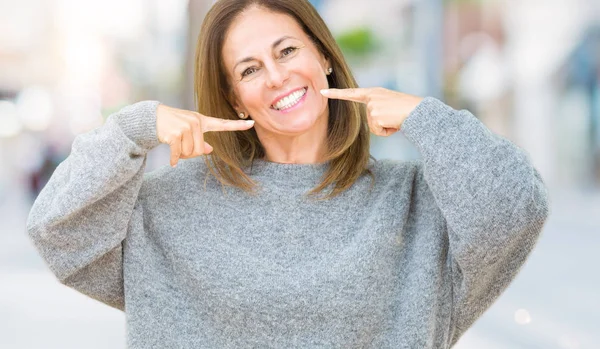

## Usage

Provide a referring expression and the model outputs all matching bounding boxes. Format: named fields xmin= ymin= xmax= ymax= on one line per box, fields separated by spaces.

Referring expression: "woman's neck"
xmin=256 ymin=115 xmax=329 ymax=164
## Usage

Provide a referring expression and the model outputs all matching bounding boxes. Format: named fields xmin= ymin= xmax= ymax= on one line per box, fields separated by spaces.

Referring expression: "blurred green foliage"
xmin=335 ymin=27 xmax=379 ymax=57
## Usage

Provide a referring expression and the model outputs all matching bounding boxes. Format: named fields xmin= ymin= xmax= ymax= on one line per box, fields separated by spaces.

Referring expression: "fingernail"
xmin=245 ymin=120 xmax=255 ymax=125
xmin=320 ymin=89 xmax=329 ymax=95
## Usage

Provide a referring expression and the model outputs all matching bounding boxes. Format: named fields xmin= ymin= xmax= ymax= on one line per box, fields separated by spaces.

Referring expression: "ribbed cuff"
xmin=112 ymin=100 xmax=162 ymax=152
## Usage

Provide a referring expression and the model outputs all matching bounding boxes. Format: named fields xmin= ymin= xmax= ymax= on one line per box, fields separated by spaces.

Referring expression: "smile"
xmin=271 ymin=87 xmax=308 ymax=111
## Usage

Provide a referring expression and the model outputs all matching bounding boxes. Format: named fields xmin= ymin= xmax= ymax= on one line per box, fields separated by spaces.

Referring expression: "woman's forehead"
xmin=223 ymin=8 xmax=306 ymax=59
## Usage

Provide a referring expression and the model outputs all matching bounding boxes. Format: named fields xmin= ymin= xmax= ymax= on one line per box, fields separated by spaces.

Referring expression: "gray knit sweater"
xmin=26 ymin=97 xmax=549 ymax=348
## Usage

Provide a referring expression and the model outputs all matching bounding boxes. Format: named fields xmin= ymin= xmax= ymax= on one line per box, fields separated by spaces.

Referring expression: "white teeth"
xmin=273 ymin=88 xmax=307 ymax=111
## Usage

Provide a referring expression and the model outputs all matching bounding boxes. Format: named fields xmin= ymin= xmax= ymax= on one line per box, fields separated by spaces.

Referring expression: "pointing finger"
xmin=203 ymin=142 xmax=214 ymax=154
xmin=168 ymin=135 xmax=182 ymax=167
xmin=186 ymin=115 xmax=204 ymax=155
xmin=202 ymin=116 xmax=255 ymax=133
xmin=320 ymin=88 xmax=370 ymax=103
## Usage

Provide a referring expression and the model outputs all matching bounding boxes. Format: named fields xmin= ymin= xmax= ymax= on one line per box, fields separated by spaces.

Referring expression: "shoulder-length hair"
xmin=195 ymin=0 xmax=373 ymax=200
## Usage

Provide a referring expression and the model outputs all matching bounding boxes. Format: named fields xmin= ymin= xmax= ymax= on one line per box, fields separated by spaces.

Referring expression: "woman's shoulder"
xmin=369 ymin=157 xmax=423 ymax=179
xmin=362 ymin=158 xmax=425 ymax=193
xmin=140 ymin=157 xmax=211 ymax=196
xmin=368 ymin=158 xmax=435 ymax=203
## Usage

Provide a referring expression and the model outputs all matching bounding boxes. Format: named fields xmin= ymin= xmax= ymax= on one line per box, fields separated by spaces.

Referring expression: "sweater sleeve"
xmin=400 ymin=97 xmax=550 ymax=345
xmin=26 ymin=100 xmax=162 ymax=311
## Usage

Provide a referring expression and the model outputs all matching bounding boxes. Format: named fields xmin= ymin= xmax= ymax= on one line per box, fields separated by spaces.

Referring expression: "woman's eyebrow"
xmin=232 ymin=35 xmax=298 ymax=71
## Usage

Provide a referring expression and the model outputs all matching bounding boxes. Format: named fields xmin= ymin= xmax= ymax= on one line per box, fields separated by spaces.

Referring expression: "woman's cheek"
xmin=239 ymin=88 xmax=259 ymax=112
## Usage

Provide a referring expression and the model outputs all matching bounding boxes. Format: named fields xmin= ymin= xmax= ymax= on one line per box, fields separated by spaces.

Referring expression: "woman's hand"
xmin=156 ymin=104 xmax=255 ymax=167
xmin=320 ymin=87 xmax=424 ymax=137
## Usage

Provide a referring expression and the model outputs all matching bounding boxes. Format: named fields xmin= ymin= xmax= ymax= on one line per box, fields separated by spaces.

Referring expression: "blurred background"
xmin=1 ymin=0 xmax=599 ymax=348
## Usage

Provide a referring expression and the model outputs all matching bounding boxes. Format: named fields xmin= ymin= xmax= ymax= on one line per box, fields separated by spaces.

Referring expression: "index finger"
xmin=320 ymin=88 xmax=370 ymax=103
xmin=202 ymin=116 xmax=255 ymax=133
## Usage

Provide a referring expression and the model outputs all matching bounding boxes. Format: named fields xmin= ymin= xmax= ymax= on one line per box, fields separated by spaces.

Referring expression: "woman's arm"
xmin=400 ymin=97 xmax=550 ymax=345
xmin=26 ymin=101 xmax=162 ymax=311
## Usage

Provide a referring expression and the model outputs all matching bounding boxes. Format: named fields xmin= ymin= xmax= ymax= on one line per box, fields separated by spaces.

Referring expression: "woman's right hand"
xmin=156 ymin=104 xmax=254 ymax=167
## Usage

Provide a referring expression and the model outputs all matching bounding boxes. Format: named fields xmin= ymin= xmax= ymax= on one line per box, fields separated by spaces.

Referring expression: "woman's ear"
xmin=232 ymin=100 xmax=244 ymax=115
xmin=227 ymin=88 xmax=242 ymax=112
xmin=323 ymin=57 xmax=332 ymax=74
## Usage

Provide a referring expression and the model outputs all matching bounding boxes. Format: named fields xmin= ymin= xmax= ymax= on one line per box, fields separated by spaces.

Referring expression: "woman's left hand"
xmin=321 ymin=87 xmax=424 ymax=137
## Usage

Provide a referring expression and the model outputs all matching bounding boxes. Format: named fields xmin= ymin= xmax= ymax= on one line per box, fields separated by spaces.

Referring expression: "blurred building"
xmin=554 ymin=25 xmax=600 ymax=186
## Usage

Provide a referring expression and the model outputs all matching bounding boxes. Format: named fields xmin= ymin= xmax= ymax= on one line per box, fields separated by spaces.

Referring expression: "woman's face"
xmin=222 ymin=6 xmax=331 ymax=138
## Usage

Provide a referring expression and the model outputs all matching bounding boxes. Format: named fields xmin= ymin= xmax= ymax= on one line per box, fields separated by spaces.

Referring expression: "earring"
xmin=327 ymin=67 xmax=333 ymax=75
xmin=239 ymin=112 xmax=247 ymax=119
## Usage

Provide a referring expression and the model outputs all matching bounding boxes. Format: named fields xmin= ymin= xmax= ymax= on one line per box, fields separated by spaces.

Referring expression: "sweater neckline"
xmin=245 ymin=158 xmax=331 ymax=182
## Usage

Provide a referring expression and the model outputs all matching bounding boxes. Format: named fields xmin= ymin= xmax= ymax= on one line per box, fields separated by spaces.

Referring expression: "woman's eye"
xmin=242 ymin=67 xmax=257 ymax=77
xmin=240 ymin=47 xmax=297 ymax=78
xmin=281 ymin=46 xmax=297 ymax=57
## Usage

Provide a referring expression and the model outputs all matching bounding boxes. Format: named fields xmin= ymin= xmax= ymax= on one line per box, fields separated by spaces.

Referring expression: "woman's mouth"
xmin=270 ymin=87 xmax=308 ymax=112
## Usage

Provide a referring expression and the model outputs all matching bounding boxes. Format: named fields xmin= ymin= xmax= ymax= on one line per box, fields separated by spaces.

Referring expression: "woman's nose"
xmin=265 ymin=63 xmax=289 ymax=89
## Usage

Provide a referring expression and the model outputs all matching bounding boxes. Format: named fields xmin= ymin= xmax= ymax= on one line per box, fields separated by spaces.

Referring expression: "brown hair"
xmin=195 ymin=0 xmax=373 ymax=200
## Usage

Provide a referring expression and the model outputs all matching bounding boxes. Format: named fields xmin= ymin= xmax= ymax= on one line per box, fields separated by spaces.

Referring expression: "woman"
xmin=27 ymin=0 xmax=549 ymax=348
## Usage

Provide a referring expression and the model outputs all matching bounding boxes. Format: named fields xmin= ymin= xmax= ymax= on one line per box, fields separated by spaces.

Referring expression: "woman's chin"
xmin=272 ymin=116 xmax=320 ymax=135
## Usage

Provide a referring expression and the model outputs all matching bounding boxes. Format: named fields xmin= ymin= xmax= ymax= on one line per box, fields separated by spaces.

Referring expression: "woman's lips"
xmin=270 ymin=87 xmax=308 ymax=110
xmin=273 ymin=88 xmax=308 ymax=114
